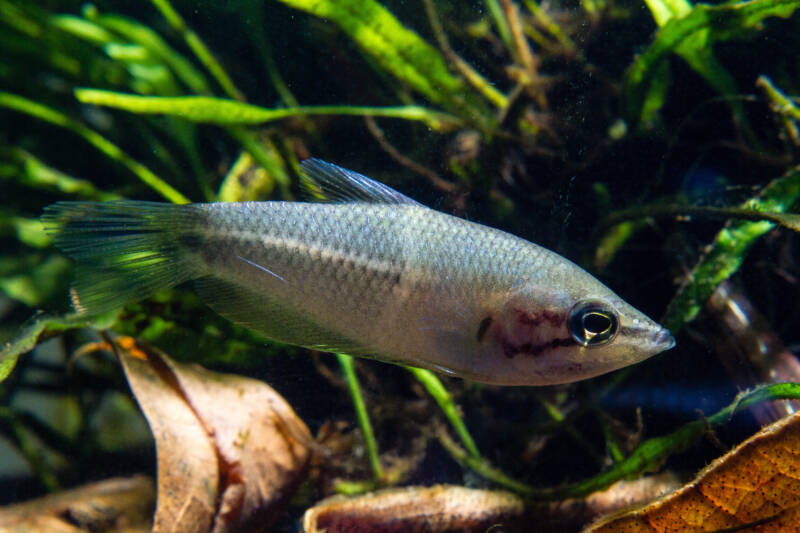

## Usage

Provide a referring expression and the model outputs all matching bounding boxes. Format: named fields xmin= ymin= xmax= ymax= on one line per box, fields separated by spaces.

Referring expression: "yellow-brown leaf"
xmin=584 ymin=411 xmax=800 ymax=532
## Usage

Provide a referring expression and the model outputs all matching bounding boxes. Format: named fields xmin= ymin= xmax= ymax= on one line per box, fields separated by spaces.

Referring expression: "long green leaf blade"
xmin=74 ymin=89 xmax=460 ymax=130
xmin=274 ymin=0 xmax=490 ymax=121
xmin=625 ymin=0 xmax=800 ymax=124
xmin=663 ymin=164 xmax=800 ymax=332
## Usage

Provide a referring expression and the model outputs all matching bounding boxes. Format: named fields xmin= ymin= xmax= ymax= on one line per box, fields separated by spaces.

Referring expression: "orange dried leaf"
xmin=584 ymin=411 xmax=800 ymax=532
xmin=116 ymin=336 xmax=311 ymax=533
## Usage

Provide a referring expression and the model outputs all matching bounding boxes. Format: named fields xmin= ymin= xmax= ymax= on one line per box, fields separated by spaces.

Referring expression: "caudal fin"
xmin=41 ymin=201 xmax=199 ymax=315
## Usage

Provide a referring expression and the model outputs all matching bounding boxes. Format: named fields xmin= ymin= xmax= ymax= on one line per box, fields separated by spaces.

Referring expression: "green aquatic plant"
xmin=438 ymin=383 xmax=800 ymax=499
xmin=663 ymin=163 xmax=800 ymax=332
xmin=275 ymin=0 xmax=495 ymax=124
xmin=0 ymin=92 xmax=189 ymax=204
xmin=73 ymin=89 xmax=459 ymax=130
xmin=626 ymin=0 xmax=799 ymax=127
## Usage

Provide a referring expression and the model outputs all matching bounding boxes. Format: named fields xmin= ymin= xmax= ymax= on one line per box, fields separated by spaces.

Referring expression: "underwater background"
xmin=2 ymin=0 xmax=800 ymax=531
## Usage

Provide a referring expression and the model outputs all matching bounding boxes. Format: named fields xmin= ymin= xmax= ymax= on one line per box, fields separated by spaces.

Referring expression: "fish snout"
xmin=653 ymin=327 xmax=676 ymax=351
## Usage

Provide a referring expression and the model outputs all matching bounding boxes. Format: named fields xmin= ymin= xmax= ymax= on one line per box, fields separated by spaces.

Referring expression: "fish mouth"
xmin=653 ymin=327 xmax=676 ymax=351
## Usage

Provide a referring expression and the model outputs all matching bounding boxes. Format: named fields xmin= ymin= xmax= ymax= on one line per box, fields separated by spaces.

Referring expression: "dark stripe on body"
xmin=502 ymin=337 xmax=574 ymax=358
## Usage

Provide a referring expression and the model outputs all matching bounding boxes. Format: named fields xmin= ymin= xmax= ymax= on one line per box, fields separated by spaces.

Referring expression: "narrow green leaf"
xmin=436 ymin=427 xmax=535 ymax=496
xmin=625 ymin=0 xmax=800 ymax=125
xmin=150 ymin=0 xmax=244 ymax=101
xmin=337 ymin=353 xmax=383 ymax=481
xmin=525 ymin=383 xmax=800 ymax=500
xmin=275 ymin=0 xmax=490 ymax=121
xmin=0 ymin=312 xmax=115 ymax=383
xmin=74 ymin=89 xmax=460 ymax=130
xmin=1 ymin=216 xmax=49 ymax=248
xmin=2 ymin=149 xmax=118 ymax=200
xmin=758 ymin=75 xmax=800 ymax=121
xmin=50 ymin=15 xmax=115 ymax=46
xmin=225 ymin=128 xmax=291 ymax=192
xmin=644 ymin=0 xmax=691 ymax=27
xmin=593 ymin=221 xmax=643 ymax=270
xmin=406 ymin=366 xmax=481 ymax=459
xmin=218 ymin=151 xmax=281 ymax=201
xmin=485 ymin=0 xmax=514 ymax=52
xmin=0 ymin=92 xmax=189 ymax=204
xmin=84 ymin=10 xmax=211 ymax=95
xmin=663 ymin=165 xmax=800 ymax=332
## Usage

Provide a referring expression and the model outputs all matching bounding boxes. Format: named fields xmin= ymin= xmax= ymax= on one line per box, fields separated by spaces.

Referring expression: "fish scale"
xmin=42 ymin=159 xmax=675 ymax=385
xmin=192 ymin=203 xmax=409 ymax=335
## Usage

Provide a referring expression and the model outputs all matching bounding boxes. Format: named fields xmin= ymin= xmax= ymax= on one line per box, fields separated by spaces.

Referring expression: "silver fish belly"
xmin=42 ymin=159 xmax=675 ymax=385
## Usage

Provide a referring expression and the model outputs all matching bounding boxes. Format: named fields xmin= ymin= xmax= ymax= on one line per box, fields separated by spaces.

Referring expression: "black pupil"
xmin=569 ymin=301 xmax=619 ymax=347
xmin=583 ymin=312 xmax=611 ymax=334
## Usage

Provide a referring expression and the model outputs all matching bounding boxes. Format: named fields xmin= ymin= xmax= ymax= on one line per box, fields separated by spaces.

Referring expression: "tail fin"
xmin=41 ymin=201 xmax=199 ymax=315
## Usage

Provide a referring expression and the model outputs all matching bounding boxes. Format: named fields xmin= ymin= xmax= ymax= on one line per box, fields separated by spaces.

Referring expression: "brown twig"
xmin=500 ymin=0 xmax=542 ymax=102
xmin=421 ymin=0 xmax=508 ymax=109
xmin=364 ymin=117 xmax=458 ymax=193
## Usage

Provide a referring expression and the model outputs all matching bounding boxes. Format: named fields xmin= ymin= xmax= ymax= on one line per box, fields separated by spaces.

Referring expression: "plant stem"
xmin=0 ymin=92 xmax=188 ymax=204
xmin=421 ymin=0 xmax=508 ymax=109
xmin=598 ymin=202 xmax=800 ymax=236
xmin=521 ymin=0 xmax=576 ymax=54
xmin=435 ymin=382 xmax=800 ymax=500
xmin=436 ymin=425 xmax=534 ymax=495
xmin=149 ymin=0 xmax=244 ymax=101
xmin=405 ymin=366 xmax=480 ymax=459
xmin=485 ymin=0 xmax=514 ymax=54
xmin=337 ymin=353 xmax=383 ymax=482
xmin=531 ymin=383 xmax=800 ymax=500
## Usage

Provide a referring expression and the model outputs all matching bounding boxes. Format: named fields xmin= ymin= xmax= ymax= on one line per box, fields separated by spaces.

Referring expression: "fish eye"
xmin=569 ymin=301 xmax=619 ymax=347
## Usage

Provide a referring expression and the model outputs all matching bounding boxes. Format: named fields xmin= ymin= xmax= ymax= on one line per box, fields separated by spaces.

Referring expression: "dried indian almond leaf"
xmin=302 ymin=485 xmax=526 ymax=533
xmin=584 ymin=411 xmax=800 ymax=532
xmin=117 ymin=339 xmax=218 ymax=533
xmin=0 ymin=475 xmax=154 ymax=533
xmin=115 ymin=336 xmax=311 ymax=533
xmin=302 ymin=475 xmax=679 ymax=533
xmin=155 ymin=352 xmax=312 ymax=532
xmin=302 ymin=475 xmax=680 ymax=533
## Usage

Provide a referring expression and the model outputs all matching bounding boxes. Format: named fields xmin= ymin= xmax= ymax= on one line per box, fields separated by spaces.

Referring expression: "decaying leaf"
xmin=0 ymin=475 xmax=154 ymax=532
xmin=584 ymin=411 xmax=800 ymax=532
xmin=302 ymin=485 xmax=526 ymax=533
xmin=302 ymin=475 xmax=680 ymax=533
xmin=114 ymin=336 xmax=311 ymax=532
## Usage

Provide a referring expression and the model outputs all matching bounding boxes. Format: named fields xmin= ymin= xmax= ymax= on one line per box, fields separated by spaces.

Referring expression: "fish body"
xmin=43 ymin=160 xmax=674 ymax=386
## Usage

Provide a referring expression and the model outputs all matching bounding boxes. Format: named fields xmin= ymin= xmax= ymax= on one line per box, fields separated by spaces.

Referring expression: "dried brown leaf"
xmin=117 ymin=340 xmax=218 ymax=533
xmin=157 ymin=351 xmax=312 ymax=531
xmin=301 ymin=474 xmax=679 ymax=532
xmin=302 ymin=484 xmax=526 ymax=533
xmin=584 ymin=411 xmax=800 ymax=532
xmin=115 ymin=336 xmax=311 ymax=533
xmin=0 ymin=475 xmax=154 ymax=533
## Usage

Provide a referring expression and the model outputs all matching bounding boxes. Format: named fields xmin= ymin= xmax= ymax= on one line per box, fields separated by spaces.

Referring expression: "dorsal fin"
xmin=299 ymin=158 xmax=421 ymax=205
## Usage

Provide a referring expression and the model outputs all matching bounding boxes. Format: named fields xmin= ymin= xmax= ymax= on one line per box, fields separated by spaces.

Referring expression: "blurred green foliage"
xmin=628 ymin=0 xmax=799 ymax=128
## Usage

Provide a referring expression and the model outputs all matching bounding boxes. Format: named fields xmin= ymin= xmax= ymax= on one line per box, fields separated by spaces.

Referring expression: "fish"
xmin=41 ymin=159 xmax=675 ymax=386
